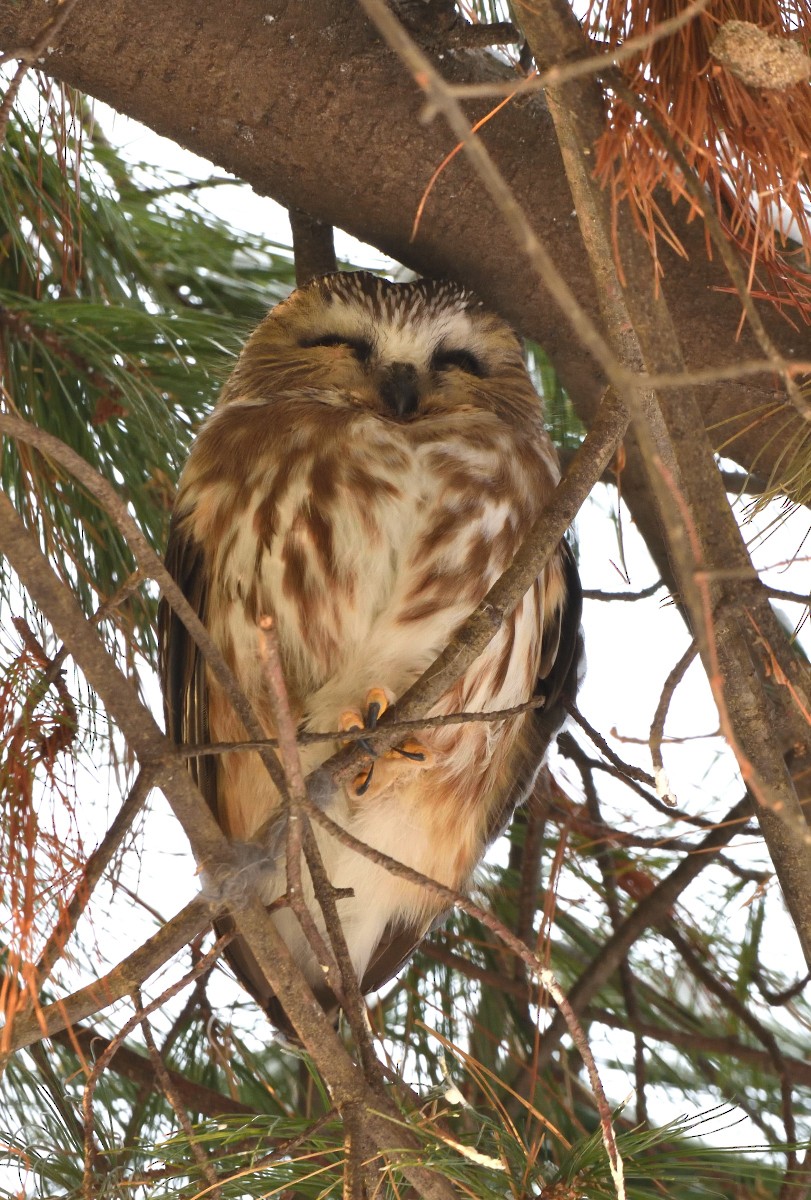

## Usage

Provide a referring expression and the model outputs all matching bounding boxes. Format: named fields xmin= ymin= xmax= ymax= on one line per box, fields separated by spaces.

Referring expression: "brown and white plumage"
xmin=159 ymin=271 xmax=581 ymax=1021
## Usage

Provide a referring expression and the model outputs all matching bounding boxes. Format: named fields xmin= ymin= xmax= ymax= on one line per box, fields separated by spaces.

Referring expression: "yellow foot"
xmin=340 ymin=690 xmax=433 ymax=801
xmin=339 ymin=687 xmax=390 ymax=739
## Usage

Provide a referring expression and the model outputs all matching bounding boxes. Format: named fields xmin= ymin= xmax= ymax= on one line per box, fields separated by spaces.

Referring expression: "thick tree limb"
xmin=0 ymin=0 xmax=805 ymax=494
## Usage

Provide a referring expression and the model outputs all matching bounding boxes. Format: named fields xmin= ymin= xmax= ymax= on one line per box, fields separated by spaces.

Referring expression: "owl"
xmin=159 ymin=271 xmax=582 ymax=1026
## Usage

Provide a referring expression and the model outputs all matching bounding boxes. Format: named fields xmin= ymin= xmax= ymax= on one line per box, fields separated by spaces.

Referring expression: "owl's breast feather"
xmin=181 ymin=396 xmax=552 ymax=705
xmin=179 ymin=391 xmax=556 ymax=822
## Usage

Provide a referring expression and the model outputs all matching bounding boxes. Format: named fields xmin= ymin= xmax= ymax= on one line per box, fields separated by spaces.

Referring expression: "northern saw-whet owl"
xmin=159 ymin=271 xmax=582 ymax=1027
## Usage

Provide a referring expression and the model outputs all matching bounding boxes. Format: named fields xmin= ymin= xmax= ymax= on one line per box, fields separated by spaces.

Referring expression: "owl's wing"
xmin=484 ymin=538 xmax=583 ymax=848
xmin=360 ymin=539 xmax=583 ymax=996
xmin=160 ymin=519 xmax=293 ymax=1021
xmin=158 ymin=514 xmax=219 ymax=817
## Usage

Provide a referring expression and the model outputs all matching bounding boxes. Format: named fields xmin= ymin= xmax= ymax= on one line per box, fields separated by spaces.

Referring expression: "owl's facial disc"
xmin=271 ymin=273 xmax=535 ymax=424
xmin=296 ymin=307 xmax=493 ymax=419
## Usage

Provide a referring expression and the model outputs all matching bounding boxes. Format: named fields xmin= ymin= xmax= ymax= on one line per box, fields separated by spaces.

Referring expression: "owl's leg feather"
xmin=199 ymin=835 xmax=283 ymax=910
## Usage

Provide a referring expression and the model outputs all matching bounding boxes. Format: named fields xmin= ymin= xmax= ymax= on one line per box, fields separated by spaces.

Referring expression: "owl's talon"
xmin=339 ymin=704 xmax=379 ymax=757
xmin=364 ymin=688 xmax=389 ymax=726
xmin=340 ymin=708 xmax=364 ymax=734
xmin=351 ymin=766 xmax=375 ymax=798
xmin=387 ymin=738 xmax=433 ymax=766
xmin=342 ymin=690 xmax=432 ymax=801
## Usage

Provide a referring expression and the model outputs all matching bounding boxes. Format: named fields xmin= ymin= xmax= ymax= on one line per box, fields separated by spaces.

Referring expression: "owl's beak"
xmin=379 ymin=361 xmax=420 ymax=418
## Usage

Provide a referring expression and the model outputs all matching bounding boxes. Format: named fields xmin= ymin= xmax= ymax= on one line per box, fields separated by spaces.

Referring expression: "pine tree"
xmin=1 ymin=1 xmax=810 ymax=1195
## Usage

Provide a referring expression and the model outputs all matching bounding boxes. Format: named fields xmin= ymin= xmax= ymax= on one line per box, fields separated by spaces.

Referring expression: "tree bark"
xmin=0 ymin=0 xmax=806 ymax=490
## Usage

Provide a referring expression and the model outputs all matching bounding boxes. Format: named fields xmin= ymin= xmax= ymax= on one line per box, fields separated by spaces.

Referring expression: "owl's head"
xmin=221 ymin=271 xmax=542 ymax=426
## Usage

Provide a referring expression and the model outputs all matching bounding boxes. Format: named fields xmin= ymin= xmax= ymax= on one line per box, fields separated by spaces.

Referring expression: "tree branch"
xmin=517 ymin=0 xmax=811 ymax=967
xmin=5 ymin=898 xmax=212 ymax=1054
xmin=533 ymin=792 xmax=754 ymax=1072
xmin=52 ymin=1020 xmax=258 ymax=1117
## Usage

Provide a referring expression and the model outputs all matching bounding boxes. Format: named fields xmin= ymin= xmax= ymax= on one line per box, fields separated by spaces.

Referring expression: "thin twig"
xmin=256 ymin=616 xmax=346 ymax=1008
xmin=181 ymin=694 xmax=551 ymax=757
xmin=754 ymin=966 xmax=811 ymax=1007
xmin=639 ymin=357 xmax=811 ymax=390
xmin=257 ymin=617 xmax=384 ymax=1088
xmin=580 ymin=761 xmax=648 ymax=1125
xmin=119 ymin=963 xmax=216 ymax=1156
xmin=665 ymin=923 xmax=797 ymax=1167
xmin=34 ymin=767 xmax=154 ymax=986
xmin=648 ymin=643 xmax=698 ymax=806
xmin=660 ymin=456 xmax=811 ymax=857
xmin=566 ymin=705 xmax=657 ymax=788
xmin=765 ymin=586 xmax=811 ymax=608
xmin=536 ymin=968 xmax=625 ymax=1198
xmin=582 ymin=580 xmax=663 ymax=602
xmin=586 ymin=1007 xmax=811 ymax=1089
xmin=515 ymin=775 xmax=554 ymax=949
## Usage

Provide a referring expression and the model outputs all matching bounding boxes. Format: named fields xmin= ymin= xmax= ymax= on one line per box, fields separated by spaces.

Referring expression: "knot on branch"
xmin=482 ymin=602 xmax=502 ymax=631
xmin=711 ymin=21 xmax=811 ymax=90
